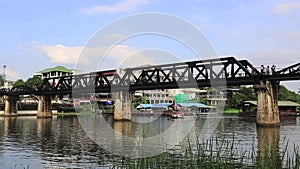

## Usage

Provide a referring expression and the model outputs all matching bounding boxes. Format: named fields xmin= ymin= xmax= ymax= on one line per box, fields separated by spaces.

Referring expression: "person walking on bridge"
xmin=260 ymin=65 xmax=265 ymax=75
xmin=271 ymin=65 xmax=276 ymax=74
xmin=266 ymin=66 xmax=270 ymax=75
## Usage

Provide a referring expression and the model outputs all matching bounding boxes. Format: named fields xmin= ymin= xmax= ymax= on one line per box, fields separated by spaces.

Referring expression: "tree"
xmin=279 ymin=85 xmax=300 ymax=103
xmin=226 ymin=86 xmax=256 ymax=109
xmin=0 ymin=75 xmax=4 ymax=86
xmin=199 ymin=97 xmax=209 ymax=105
xmin=13 ymin=79 xmax=25 ymax=88
xmin=26 ymin=76 xmax=43 ymax=89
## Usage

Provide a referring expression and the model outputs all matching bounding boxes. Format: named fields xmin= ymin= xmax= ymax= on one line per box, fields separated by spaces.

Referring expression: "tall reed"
xmin=113 ymin=136 xmax=300 ymax=169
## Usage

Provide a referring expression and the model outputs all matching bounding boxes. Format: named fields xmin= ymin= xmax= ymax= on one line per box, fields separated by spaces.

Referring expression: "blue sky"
xmin=0 ymin=0 xmax=300 ymax=91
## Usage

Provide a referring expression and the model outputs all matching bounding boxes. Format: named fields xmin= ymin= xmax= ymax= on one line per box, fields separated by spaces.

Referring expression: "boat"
xmin=168 ymin=111 xmax=184 ymax=119
xmin=237 ymin=111 xmax=298 ymax=117
xmin=238 ymin=101 xmax=299 ymax=117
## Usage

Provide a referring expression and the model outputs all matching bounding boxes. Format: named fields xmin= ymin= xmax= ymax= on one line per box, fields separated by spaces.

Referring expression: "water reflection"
xmin=0 ymin=115 xmax=299 ymax=168
xmin=256 ymin=126 xmax=281 ymax=166
xmin=114 ymin=120 xmax=131 ymax=137
xmin=3 ymin=117 xmax=17 ymax=136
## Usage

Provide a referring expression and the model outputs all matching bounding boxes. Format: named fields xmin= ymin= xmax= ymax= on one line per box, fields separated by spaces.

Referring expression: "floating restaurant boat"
xmin=238 ymin=101 xmax=299 ymax=117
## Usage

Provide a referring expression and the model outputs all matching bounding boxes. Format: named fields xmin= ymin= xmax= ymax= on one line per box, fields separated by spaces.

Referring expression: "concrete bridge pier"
xmin=254 ymin=80 xmax=280 ymax=127
xmin=112 ymin=91 xmax=131 ymax=121
xmin=3 ymin=95 xmax=19 ymax=117
xmin=37 ymin=95 xmax=52 ymax=118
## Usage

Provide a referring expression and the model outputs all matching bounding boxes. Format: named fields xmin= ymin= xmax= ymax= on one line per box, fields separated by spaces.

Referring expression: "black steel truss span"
xmin=1 ymin=57 xmax=299 ymax=96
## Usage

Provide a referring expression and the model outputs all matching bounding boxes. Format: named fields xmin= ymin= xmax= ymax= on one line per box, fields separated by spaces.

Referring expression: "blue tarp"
xmin=179 ymin=103 xmax=204 ymax=107
xmin=152 ymin=103 xmax=172 ymax=108
xmin=138 ymin=104 xmax=153 ymax=109
xmin=137 ymin=103 xmax=172 ymax=109
xmin=178 ymin=103 xmax=212 ymax=108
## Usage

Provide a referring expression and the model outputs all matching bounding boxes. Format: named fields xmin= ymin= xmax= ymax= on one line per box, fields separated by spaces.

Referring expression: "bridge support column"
xmin=3 ymin=95 xmax=19 ymax=117
xmin=113 ymin=91 xmax=131 ymax=121
xmin=254 ymin=80 xmax=280 ymax=127
xmin=37 ymin=95 xmax=52 ymax=118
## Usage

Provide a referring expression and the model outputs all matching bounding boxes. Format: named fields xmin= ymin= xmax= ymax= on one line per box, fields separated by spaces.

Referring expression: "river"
xmin=0 ymin=113 xmax=299 ymax=168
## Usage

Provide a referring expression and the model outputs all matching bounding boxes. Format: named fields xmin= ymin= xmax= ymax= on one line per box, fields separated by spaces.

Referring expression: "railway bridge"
xmin=1 ymin=56 xmax=300 ymax=126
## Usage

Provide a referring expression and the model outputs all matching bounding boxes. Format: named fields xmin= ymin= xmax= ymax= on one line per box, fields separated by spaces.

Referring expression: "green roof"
xmin=244 ymin=101 xmax=300 ymax=107
xmin=38 ymin=66 xmax=72 ymax=74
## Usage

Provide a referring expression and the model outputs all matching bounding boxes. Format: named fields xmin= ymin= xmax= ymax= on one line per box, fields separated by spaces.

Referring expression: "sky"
xmin=0 ymin=0 xmax=299 ymax=91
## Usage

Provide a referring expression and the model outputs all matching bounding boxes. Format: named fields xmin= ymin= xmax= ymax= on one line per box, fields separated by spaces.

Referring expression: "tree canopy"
xmin=0 ymin=75 xmax=4 ymax=86
xmin=13 ymin=79 xmax=25 ymax=88
xmin=13 ymin=76 xmax=43 ymax=89
xmin=25 ymin=76 xmax=43 ymax=88
xmin=226 ymin=85 xmax=300 ymax=109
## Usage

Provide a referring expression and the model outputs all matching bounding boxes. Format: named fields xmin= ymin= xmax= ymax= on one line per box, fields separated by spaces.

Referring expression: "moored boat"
xmin=168 ymin=111 xmax=184 ymax=119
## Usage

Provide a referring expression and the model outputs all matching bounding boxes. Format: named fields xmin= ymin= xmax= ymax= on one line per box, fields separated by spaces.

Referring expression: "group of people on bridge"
xmin=260 ymin=65 xmax=276 ymax=75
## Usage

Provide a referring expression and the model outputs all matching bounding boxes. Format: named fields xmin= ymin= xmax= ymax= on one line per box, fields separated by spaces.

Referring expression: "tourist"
xmin=260 ymin=65 xmax=265 ymax=75
xmin=271 ymin=65 xmax=276 ymax=74
xmin=266 ymin=66 xmax=270 ymax=75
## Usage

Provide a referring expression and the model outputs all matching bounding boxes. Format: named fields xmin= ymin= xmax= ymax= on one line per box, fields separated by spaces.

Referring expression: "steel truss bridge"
xmin=1 ymin=57 xmax=300 ymax=96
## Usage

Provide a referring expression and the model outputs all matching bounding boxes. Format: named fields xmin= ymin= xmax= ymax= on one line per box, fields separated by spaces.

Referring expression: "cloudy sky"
xmin=0 ymin=0 xmax=299 ymax=91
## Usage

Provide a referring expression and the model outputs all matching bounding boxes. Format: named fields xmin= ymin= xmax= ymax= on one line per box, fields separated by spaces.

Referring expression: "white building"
xmin=135 ymin=90 xmax=174 ymax=104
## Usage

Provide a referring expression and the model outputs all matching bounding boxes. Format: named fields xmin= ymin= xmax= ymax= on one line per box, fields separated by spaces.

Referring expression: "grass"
xmin=112 ymin=136 xmax=300 ymax=169
xmin=10 ymin=135 xmax=300 ymax=168
xmin=223 ymin=108 xmax=240 ymax=115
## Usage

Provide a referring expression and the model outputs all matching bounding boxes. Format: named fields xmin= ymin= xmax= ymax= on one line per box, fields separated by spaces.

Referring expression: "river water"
xmin=0 ymin=113 xmax=299 ymax=168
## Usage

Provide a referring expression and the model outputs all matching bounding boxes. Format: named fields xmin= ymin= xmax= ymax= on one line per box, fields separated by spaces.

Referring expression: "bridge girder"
xmin=1 ymin=56 xmax=299 ymax=96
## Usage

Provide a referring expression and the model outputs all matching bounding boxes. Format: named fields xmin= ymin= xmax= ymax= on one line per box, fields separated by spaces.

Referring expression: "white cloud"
xmin=273 ymin=2 xmax=300 ymax=15
xmin=77 ymin=44 xmax=154 ymax=73
xmin=39 ymin=44 xmax=82 ymax=65
xmin=25 ymin=42 xmax=153 ymax=74
xmin=80 ymin=0 xmax=149 ymax=15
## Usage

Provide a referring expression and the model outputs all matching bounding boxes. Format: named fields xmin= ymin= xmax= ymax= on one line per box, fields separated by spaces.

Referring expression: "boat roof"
xmin=243 ymin=101 xmax=300 ymax=107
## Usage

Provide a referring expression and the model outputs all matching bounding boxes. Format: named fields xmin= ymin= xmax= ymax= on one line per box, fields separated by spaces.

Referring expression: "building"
xmin=167 ymin=88 xmax=206 ymax=102
xmin=135 ymin=90 xmax=174 ymax=104
xmin=34 ymin=66 xmax=74 ymax=79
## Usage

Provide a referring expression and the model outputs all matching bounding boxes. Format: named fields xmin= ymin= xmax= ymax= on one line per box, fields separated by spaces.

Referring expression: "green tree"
xmin=226 ymin=86 xmax=256 ymax=109
xmin=0 ymin=75 xmax=4 ymax=86
xmin=26 ymin=76 xmax=43 ymax=88
xmin=13 ymin=79 xmax=25 ymax=88
xmin=279 ymin=85 xmax=300 ymax=103
xmin=139 ymin=96 xmax=148 ymax=104
xmin=199 ymin=97 xmax=209 ymax=105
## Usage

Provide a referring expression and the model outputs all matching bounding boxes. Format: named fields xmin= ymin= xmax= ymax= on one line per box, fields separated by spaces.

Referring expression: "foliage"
xmin=25 ymin=76 xmax=43 ymax=88
xmin=12 ymin=76 xmax=43 ymax=89
xmin=225 ymin=85 xmax=300 ymax=109
xmin=279 ymin=85 xmax=300 ymax=104
xmin=116 ymin=136 xmax=300 ymax=169
xmin=199 ymin=97 xmax=209 ymax=105
xmin=0 ymin=75 xmax=4 ymax=86
xmin=132 ymin=96 xmax=149 ymax=108
xmin=13 ymin=79 xmax=25 ymax=88
xmin=226 ymin=86 xmax=256 ymax=109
